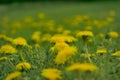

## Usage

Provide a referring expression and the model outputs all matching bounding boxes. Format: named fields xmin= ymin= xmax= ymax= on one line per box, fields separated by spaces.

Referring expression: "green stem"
xmin=84 ymin=42 xmax=92 ymax=63
xmin=20 ymin=50 xmax=25 ymax=61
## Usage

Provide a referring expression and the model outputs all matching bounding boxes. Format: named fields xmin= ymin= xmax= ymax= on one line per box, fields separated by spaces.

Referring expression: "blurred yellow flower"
xmin=108 ymin=31 xmax=119 ymax=38
xmin=0 ymin=34 xmax=13 ymax=42
xmin=112 ymin=51 xmax=120 ymax=56
xmin=38 ymin=13 xmax=45 ymax=19
xmin=41 ymin=34 xmax=51 ymax=42
xmin=11 ymin=21 xmax=22 ymax=29
xmin=24 ymin=17 xmax=33 ymax=23
xmin=51 ymin=42 xmax=69 ymax=52
xmin=50 ymin=34 xmax=65 ymax=43
xmin=98 ymin=33 xmax=105 ymax=38
xmin=31 ymin=31 xmax=41 ymax=43
xmin=63 ymin=30 xmax=71 ymax=35
xmin=109 ymin=10 xmax=116 ymax=16
xmin=54 ymin=46 xmax=77 ymax=64
xmin=51 ymin=34 xmax=77 ymax=43
xmin=96 ymin=49 xmax=107 ymax=54
xmin=66 ymin=63 xmax=99 ymax=72
xmin=106 ymin=17 xmax=114 ymax=22
xmin=0 ymin=45 xmax=17 ymax=54
xmin=5 ymin=71 xmax=21 ymax=80
xmin=0 ymin=56 xmax=7 ymax=61
xmin=64 ymin=35 xmax=77 ymax=43
xmin=77 ymin=31 xmax=93 ymax=37
xmin=83 ymin=53 xmax=95 ymax=58
xmin=85 ymin=26 xmax=92 ymax=30
xmin=13 ymin=37 xmax=28 ymax=47
xmin=16 ymin=62 xmax=31 ymax=71
xmin=41 ymin=68 xmax=62 ymax=80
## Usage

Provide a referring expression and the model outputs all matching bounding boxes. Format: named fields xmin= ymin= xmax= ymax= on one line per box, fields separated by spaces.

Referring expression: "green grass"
xmin=0 ymin=1 xmax=120 ymax=80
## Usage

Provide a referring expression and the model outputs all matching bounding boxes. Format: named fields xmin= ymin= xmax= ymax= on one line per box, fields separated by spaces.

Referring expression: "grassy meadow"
xmin=0 ymin=1 xmax=120 ymax=80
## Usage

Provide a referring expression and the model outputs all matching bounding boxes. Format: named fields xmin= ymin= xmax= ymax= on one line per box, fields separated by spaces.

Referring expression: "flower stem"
xmin=20 ymin=50 xmax=25 ymax=61
xmin=84 ymin=42 xmax=92 ymax=63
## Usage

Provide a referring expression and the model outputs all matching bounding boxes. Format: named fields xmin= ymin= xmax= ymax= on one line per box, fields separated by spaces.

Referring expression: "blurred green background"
xmin=0 ymin=0 xmax=119 ymax=4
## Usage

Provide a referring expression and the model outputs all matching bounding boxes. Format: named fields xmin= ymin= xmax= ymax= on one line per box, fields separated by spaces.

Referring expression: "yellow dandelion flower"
xmin=83 ymin=53 xmax=95 ymax=58
xmin=31 ymin=31 xmax=41 ymax=43
xmin=51 ymin=34 xmax=77 ymax=43
xmin=96 ymin=49 xmax=107 ymax=54
xmin=112 ymin=51 xmax=120 ymax=56
xmin=56 ymin=26 xmax=63 ymax=33
xmin=0 ymin=45 xmax=17 ymax=54
xmin=0 ymin=34 xmax=13 ymax=42
xmin=106 ymin=17 xmax=114 ymax=22
xmin=98 ymin=33 xmax=105 ymax=38
xmin=41 ymin=34 xmax=51 ymax=42
xmin=64 ymin=35 xmax=77 ymax=43
xmin=108 ymin=31 xmax=119 ymax=38
xmin=109 ymin=10 xmax=116 ymax=16
xmin=5 ymin=71 xmax=21 ymax=80
xmin=16 ymin=62 xmax=31 ymax=71
xmin=83 ymin=15 xmax=90 ymax=20
xmin=50 ymin=34 xmax=65 ymax=43
xmin=63 ymin=30 xmax=71 ymax=35
xmin=0 ymin=56 xmax=7 ymax=61
xmin=85 ymin=26 xmax=92 ymax=30
xmin=54 ymin=46 xmax=77 ymax=64
xmin=24 ymin=17 xmax=33 ymax=23
xmin=12 ymin=37 xmax=28 ymax=47
xmin=38 ymin=13 xmax=45 ymax=19
xmin=66 ymin=63 xmax=99 ymax=72
xmin=77 ymin=31 xmax=93 ymax=37
xmin=77 ymin=31 xmax=94 ymax=42
xmin=51 ymin=42 xmax=69 ymax=52
xmin=35 ymin=43 xmax=40 ymax=48
xmin=11 ymin=21 xmax=22 ymax=29
xmin=41 ymin=68 xmax=62 ymax=80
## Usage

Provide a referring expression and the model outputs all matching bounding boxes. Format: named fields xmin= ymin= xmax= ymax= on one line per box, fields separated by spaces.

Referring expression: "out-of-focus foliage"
xmin=0 ymin=0 xmax=119 ymax=4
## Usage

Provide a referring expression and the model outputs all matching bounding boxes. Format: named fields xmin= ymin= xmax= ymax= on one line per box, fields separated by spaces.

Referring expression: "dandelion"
xmin=0 ymin=45 xmax=17 ymax=54
xmin=96 ymin=49 xmax=107 ymax=54
xmin=98 ymin=33 xmax=105 ymax=38
xmin=106 ymin=17 xmax=114 ymax=22
xmin=51 ymin=41 xmax=69 ymax=52
xmin=64 ymin=35 xmax=77 ymax=43
xmin=63 ymin=30 xmax=71 ymax=35
xmin=109 ymin=10 xmax=116 ymax=16
xmin=24 ymin=17 xmax=33 ymax=23
xmin=108 ymin=31 xmax=119 ymax=38
xmin=51 ymin=34 xmax=77 ymax=43
xmin=50 ymin=34 xmax=65 ymax=43
xmin=41 ymin=34 xmax=51 ymax=42
xmin=82 ymin=53 xmax=95 ymax=58
xmin=35 ymin=43 xmax=41 ymax=48
xmin=54 ymin=46 xmax=77 ymax=64
xmin=56 ymin=26 xmax=63 ymax=33
xmin=5 ymin=71 xmax=21 ymax=80
xmin=16 ymin=62 xmax=31 ymax=71
xmin=0 ymin=34 xmax=13 ymax=42
xmin=12 ymin=37 xmax=28 ymax=47
xmin=38 ymin=13 xmax=45 ymax=19
xmin=11 ymin=21 xmax=22 ymax=29
xmin=66 ymin=63 xmax=99 ymax=72
xmin=41 ymin=68 xmax=62 ymax=80
xmin=31 ymin=31 xmax=41 ymax=43
xmin=77 ymin=31 xmax=93 ymax=38
xmin=85 ymin=26 xmax=92 ymax=30
xmin=0 ymin=56 xmax=7 ymax=61
xmin=76 ymin=31 xmax=93 ymax=42
xmin=112 ymin=51 xmax=120 ymax=56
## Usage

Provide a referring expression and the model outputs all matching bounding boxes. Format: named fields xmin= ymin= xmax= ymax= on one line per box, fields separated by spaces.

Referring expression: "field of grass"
xmin=0 ymin=1 xmax=120 ymax=80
